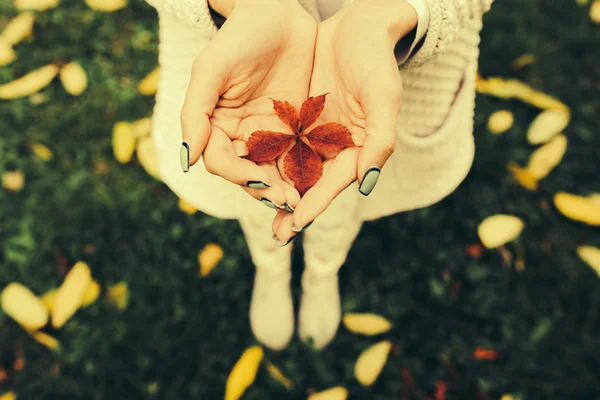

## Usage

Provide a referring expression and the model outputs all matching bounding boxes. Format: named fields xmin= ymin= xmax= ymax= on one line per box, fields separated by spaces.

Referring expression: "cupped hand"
xmin=272 ymin=0 xmax=418 ymax=243
xmin=180 ymin=0 xmax=317 ymax=209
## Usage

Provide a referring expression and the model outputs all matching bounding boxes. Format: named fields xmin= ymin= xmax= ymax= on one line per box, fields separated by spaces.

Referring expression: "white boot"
xmin=298 ymin=269 xmax=341 ymax=350
xmin=250 ymin=267 xmax=294 ymax=351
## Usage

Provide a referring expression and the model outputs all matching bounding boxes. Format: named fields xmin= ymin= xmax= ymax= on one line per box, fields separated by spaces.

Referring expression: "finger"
xmin=273 ymin=212 xmax=297 ymax=246
xmin=291 ymin=147 xmax=359 ymax=232
xmin=272 ymin=209 xmax=287 ymax=234
xmin=180 ymin=49 xmax=229 ymax=169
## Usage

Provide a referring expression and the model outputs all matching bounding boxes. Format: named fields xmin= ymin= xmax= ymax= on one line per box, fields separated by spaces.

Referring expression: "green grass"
xmin=1 ymin=0 xmax=599 ymax=399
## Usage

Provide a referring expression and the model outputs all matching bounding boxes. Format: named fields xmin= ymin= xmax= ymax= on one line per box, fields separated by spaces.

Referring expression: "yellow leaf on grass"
xmin=526 ymin=108 xmax=570 ymax=145
xmin=132 ymin=117 xmax=152 ymax=138
xmin=343 ymin=313 xmax=392 ymax=335
xmin=477 ymin=75 xmax=568 ymax=111
xmin=225 ymin=346 xmax=263 ymax=400
xmin=2 ymin=171 xmax=25 ymax=192
xmin=178 ymin=198 xmax=197 ymax=215
xmin=307 ymin=386 xmax=349 ymax=400
xmin=106 ymin=282 xmax=129 ymax=310
xmin=32 ymin=143 xmax=53 ymax=161
xmin=477 ymin=215 xmax=524 ymax=249
xmin=198 ymin=243 xmax=224 ymax=277
xmin=42 ymin=288 xmax=58 ymax=313
xmin=354 ymin=340 xmax=392 ymax=386
xmin=487 ymin=110 xmax=514 ymax=134
xmin=112 ymin=121 xmax=136 ymax=164
xmin=554 ymin=192 xmax=600 ymax=226
xmin=266 ymin=362 xmax=293 ymax=389
xmin=500 ymin=395 xmax=515 ymax=400
xmin=0 ymin=39 xmax=16 ymax=67
xmin=52 ymin=261 xmax=92 ymax=329
xmin=577 ymin=246 xmax=600 ymax=278
xmin=591 ymin=0 xmax=600 ymax=22
xmin=82 ymin=280 xmax=100 ymax=307
xmin=0 ymin=391 xmax=16 ymax=400
xmin=14 ymin=0 xmax=59 ymax=10
xmin=527 ymin=134 xmax=567 ymax=179
xmin=1 ymin=283 xmax=48 ymax=330
xmin=507 ymin=163 xmax=539 ymax=191
xmin=524 ymin=92 xmax=568 ymax=111
xmin=138 ymin=67 xmax=160 ymax=95
xmin=136 ymin=136 xmax=161 ymax=180
xmin=59 ymin=62 xmax=87 ymax=96
xmin=1 ymin=12 xmax=35 ymax=45
xmin=588 ymin=193 xmax=600 ymax=205
xmin=0 ymin=64 xmax=59 ymax=99
xmin=85 ymin=0 xmax=127 ymax=12
xmin=30 ymin=331 xmax=60 ymax=350
xmin=511 ymin=54 xmax=535 ymax=69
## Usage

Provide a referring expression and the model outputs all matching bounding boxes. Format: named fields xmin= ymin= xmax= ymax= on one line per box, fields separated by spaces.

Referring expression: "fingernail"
xmin=359 ymin=167 xmax=381 ymax=196
xmin=272 ymin=233 xmax=297 ymax=246
xmin=291 ymin=221 xmax=313 ymax=233
xmin=180 ymin=142 xmax=190 ymax=172
xmin=284 ymin=203 xmax=294 ymax=213
xmin=261 ymin=197 xmax=278 ymax=210
xmin=247 ymin=181 xmax=271 ymax=189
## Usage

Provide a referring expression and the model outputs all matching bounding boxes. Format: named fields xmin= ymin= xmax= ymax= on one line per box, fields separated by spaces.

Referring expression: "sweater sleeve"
xmin=401 ymin=0 xmax=494 ymax=69
xmin=144 ymin=0 xmax=219 ymax=38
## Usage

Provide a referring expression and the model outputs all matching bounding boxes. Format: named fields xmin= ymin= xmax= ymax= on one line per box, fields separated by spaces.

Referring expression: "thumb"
xmin=180 ymin=50 xmax=229 ymax=171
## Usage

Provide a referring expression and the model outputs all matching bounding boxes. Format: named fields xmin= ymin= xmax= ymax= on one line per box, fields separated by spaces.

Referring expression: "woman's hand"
xmin=181 ymin=0 xmax=317 ymax=209
xmin=272 ymin=0 xmax=418 ymax=242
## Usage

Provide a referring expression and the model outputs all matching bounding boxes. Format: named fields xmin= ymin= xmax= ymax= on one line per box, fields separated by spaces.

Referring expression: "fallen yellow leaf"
xmin=500 ymin=395 xmax=514 ymax=400
xmin=591 ymin=0 xmax=600 ymax=22
xmin=507 ymin=163 xmax=539 ymax=191
xmin=307 ymin=386 xmax=349 ymax=400
xmin=2 ymin=171 xmax=25 ymax=192
xmin=52 ymin=261 xmax=92 ymax=329
xmin=138 ymin=67 xmax=160 ymax=95
xmin=136 ymin=136 xmax=161 ymax=180
xmin=225 ymin=346 xmax=263 ymax=400
xmin=59 ymin=62 xmax=87 ymax=96
xmin=14 ymin=0 xmax=59 ymax=10
xmin=41 ymin=288 xmax=58 ymax=313
xmin=112 ymin=121 xmax=136 ymax=164
xmin=0 ymin=64 xmax=59 ymax=99
xmin=523 ymin=91 xmax=568 ymax=111
xmin=1 ymin=282 xmax=48 ymax=330
xmin=85 ymin=0 xmax=127 ymax=11
xmin=343 ymin=313 xmax=392 ymax=336
xmin=554 ymin=192 xmax=600 ymax=226
xmin=132 ymin=117 xmax=152 ymax=138
xmin=527 ymin=134 xmax=567 ymax=179
xmin=511 ymin=54 xmax=535 ymax=69
xmin=28 ymin=92 xmax=48 ymax=105
xmin=1 ymin=12 xmax=35 ymax=45
xmin=477 ymin=75 xmax=568 ymax=111
xmin=178 ymin=198 xmax=197 ymax=215
xmin=106 ymin=282 xmax=129 ymax=310
xmin=588 ymin=193 xmax=600 ymax=205
xmin=82 ymin=280 xmax=100 ymax=307
xmin=526 ymin=108 xmax=570 ymax=145
xmin=0 ymin=39 xmax=16 ymax=67
xmin=198 ymin=243 xmax=224 ymax=277
xmin=487 ymin=110 xmax=514 ymax=134
xmin=30 ymin=331 xmax=60 ymax=351
xmin=265 ymin=362 xmax=293 ymax=389
xmin=354 ymin=340 xmax=392 ymax=386
xmin=577 ymin=246 xmax=600 ymax=277
xmin=477 ymin=214 xmax=525 ymax=249
xmin=0 ymin=391 xmax=16 ymax=400
xmin=31 ymin=143 xmax=53 ymax=161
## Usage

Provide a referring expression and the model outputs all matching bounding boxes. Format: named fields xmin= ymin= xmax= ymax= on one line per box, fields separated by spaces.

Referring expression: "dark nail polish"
xmin=284 ymin=235 xmax=298 ymax=246
xmin=284 ymin=203 xmax=294 ymax=213
xmin=247 ymin=181 xmax=271 ymax=189
xmin=359 ymin=167 xmax=381 ymax=196
xmin=180 ymin=142 xmax=190 ymax=172
xmin=261 ymin=197 xmax=278 ymax=210
xmin=291 ymin=220 xmax=313 ymax=233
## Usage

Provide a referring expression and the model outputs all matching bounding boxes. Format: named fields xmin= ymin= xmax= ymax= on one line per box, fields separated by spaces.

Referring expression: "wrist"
xmin=354 ymin=0 xmax=418 ymax=43
xmin=208 ymin=0 xmax=235 ymax=18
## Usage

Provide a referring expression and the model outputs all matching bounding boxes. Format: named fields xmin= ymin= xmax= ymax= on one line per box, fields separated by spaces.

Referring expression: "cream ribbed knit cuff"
xmin=395 ymin=0 xmax=430 ymax=64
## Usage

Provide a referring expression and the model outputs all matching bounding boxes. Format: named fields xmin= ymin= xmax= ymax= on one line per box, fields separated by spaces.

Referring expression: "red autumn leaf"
xmin=244 ymin=130 xmax=294 ymax=163
xmin=473 ymin=347 xmax=500 ymax=360
xmin=284 ymin=140 xmax=323 ymax=196
xmin=434 ymin=381 xmax=448 ymax=400
xmin=271 ymin=99 xmax=299 ymax=132
xmin=305 ymin=122 xmax=354 ymax=159
xmin=299 ymin=94 xmax=327 ymax=132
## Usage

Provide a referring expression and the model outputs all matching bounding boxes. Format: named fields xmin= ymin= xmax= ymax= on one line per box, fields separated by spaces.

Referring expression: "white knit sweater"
xmin=144 ymin=0 xmax=494 ymax=223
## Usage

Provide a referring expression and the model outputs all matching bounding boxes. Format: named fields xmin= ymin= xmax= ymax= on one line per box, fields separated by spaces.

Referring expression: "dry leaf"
xmin=59 ymin=62 xmax=87 ymax=96
xmin=52 ymin=261 xmax=92 ymax=328
xmin=82 ymin=280 xmax=100 ymax=307
xmin=14 ymin=0 xmax=59 ymax=10
xmin=85 ymin=0 xmax=127 ymax=11
xmin=42 ymin=288 xmax=58 ymax=313
xmin=2 ymin=171 xmax=25 ymax=191
xmin=477 ymin=75 xmax=568 ymax=111
xmin=29 ymin=92 xmax=48 ymax=105
xmin=266 ymin=362 xmax=293 ymax=389
xmin=112 ymin=121 xmax=136 ymax=164
xmin=1 ymin=12 xmax=35 ymax=45
xmin=307 ymin=386 xmax=349 ymax=400
xmin=225 ymin=346 xmax=263 ymax=400
xmin=136 ymin=136 xmax=161 ymax=180
xmin=500 ymin=395 xmax=515 ymax=400
xmin=106 ymin=282 xmax=129 ymax=310
xmin=554 ymin=192 xmax=600 ymax=226
xmin=526 ymin=109 xmax=570 ymax=145
xmin=198 ymin=243 xmax=223 ymax=277
xmin=591 ymin=0 xmax=600 ymax=22
xmin=0 ymin=39 xmax=16 ymax=67
xmin=577 ymin=246 xmax=600 ymax=278
xmin=354 ymin=340 xmax=392 ymax=386
xmin=0 ymin=64 xmax=59 ymax=99
xmin=527 ymin=134 xmax=567 ymax=179
xmin=588 ymin=193 xmax=600 ymax=205
xmin=32 ymin=143 xmax=53 ymax=161
xmin=477 ymin=215 xmax=524 ymax=249
xmin=138 ymin=67 xmax=159 ymax=95
xmin=132 ymin=117 xmax=152 ymax=138
xmin=0 ymin=391 xmax=16 ymax=400
xmin=1 ymin=283 xmax=48 ymax=330
xmin=487 ymin=110 xmax=514 ymax=134
xmin=511 ymin=54 xmax=535 ymax=69
xmin=343 ymin=313 xmax=392 ymax=335
xmin=507 ymin=163 xmax=539 ymax=191
xmin=30 ymin=331 xmax=60 ymax=350
xmin=178 ymin=198 xmax=197 ymax=215
xmin=474 ymin=347 xmax=500 ymax=360
xmin=524 ymin=92 xmax=568 ymax=110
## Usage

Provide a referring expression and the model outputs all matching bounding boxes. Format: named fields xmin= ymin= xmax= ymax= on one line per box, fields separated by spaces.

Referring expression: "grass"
xmin=1 ymin=0 xmax=599 ymax=399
